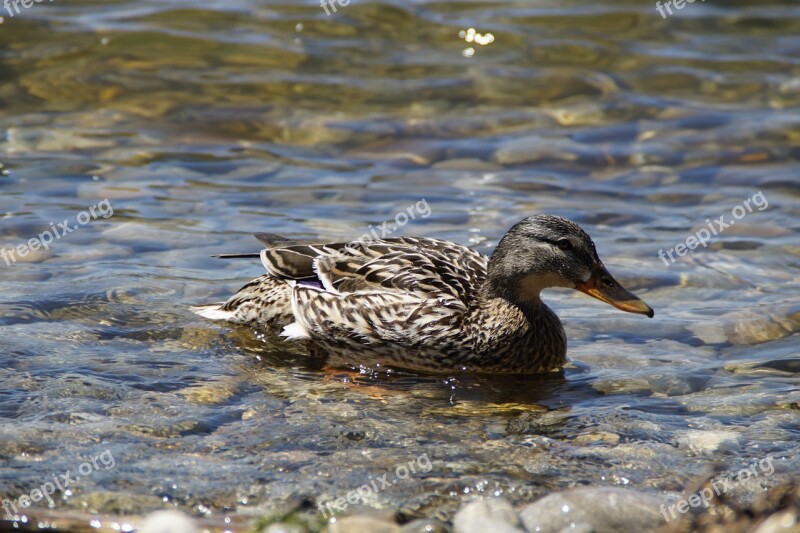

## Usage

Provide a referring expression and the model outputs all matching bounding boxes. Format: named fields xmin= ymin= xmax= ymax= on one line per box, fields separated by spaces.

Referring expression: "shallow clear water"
xmin=0 ymin=0 xmax=799 ymax=529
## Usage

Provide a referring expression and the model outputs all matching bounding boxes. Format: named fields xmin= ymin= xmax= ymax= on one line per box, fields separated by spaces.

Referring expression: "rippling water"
xmin=1 ymin=0 xmax=799 ymax=530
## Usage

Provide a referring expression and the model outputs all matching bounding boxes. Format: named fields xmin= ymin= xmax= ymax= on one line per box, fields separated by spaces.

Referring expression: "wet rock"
xmin=686 ymin=322 xmax=731 ymax=345
xmin=592 ymin=377 xmax=652 ymax=395
xmin=677 ymin=385 xmax=780 ymax=417
xmin=726 ymin=359 xmax=800 ymax=376
xmin=431 ymin=158 xmax=502 ymax=171
xmin=138 ymin=510 xmax=198 ymax=533
xmin=326 ymin=514 xmax=400 ymax=533
xmin=543 ymin=102 xmax=607 ymax=126
xmin=453 ymin=498 xmax=525 ymax=533
xmin=756 ymin=359 xmax=800 ymax=374
xmin=649 ymin=375 xmax=711 ymax=396
xmin=58 ymin=245 xmax=133 ymax=264
xmin=5 ymin=127 xmax=115 ymax=153
xmin=572 ymin=442 xmax=681 ymax=473
xmin=0 ymin=244 xmax=51 ymax=264
xmin=507 ymin=408 xmax=568 ymax=434
xmin=519 ymin=487 xmax=664 ymax=533
xmin=674 ymin=429 xmax=740 ymax=454
xmin=261 ymin=523 xmax=307 ymax=533
xmin=345 ymin=139 xmax=445 ymax=167
xmin=121 ymin=420 xmax=206 ymax=438
xmin=179 ymin=377 xmax=241 ymax=405
xmin=752 ymin=508 xmax=800 ymax=533
xmin=723 ymin=335 xmax=800 ymax=378
xmin=101 ymin=222 xmax=168 ymax=247
xmin=493 ymin=136 xmax=586 ymax=166
xmin=397 ymin=518 xmax=449 ymax=532
xmin=572 ymin=431 xmax=621 ymax=446
xmin=666 ymin=479 xmax=800 ymax=532
xmin=688 ymin=305 xmax=800 ymax=346
xmin=289 ymin=114 xmax=356 ymax=146
xmin=81 ymin=492 xmax=165 ymax=515
xmin=77 ymin=181 xmax=156 ymax=200
xmin=434 ymin=401 xmax=547 ymax=419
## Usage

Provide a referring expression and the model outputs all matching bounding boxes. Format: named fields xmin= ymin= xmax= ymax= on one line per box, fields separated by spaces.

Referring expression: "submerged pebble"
xmin=326 ymin=514 xmax=400 ymax=533
xmin=137 ymin=510 xmax=198 ymax=533
xmin=453 ymin=498 xmax=525 ymax=533
xmin=519 ymin=487 xmax=665 ymax=533
xmin=674 ymin=429 xmax=741 ymax=454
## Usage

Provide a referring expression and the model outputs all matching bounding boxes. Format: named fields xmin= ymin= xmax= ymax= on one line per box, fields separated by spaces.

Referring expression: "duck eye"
xmin=557 ymin=239 xmax=573 ymax=251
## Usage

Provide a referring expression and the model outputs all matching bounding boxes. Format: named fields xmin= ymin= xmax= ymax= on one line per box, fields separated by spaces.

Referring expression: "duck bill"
xmin=575 ymin=265 xmax=654 ymax=318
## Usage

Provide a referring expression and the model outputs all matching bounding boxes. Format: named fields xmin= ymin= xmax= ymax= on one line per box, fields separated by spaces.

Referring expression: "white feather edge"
xmin=191 ymin=304 xmax=235 ymax=320
xmin=312 ymin=256 xmax=339 ymax=294
xmin=259 ymin=249 xmax=272 ymax=273
xmin=279 ymin=285 xmax=321 ymax=341
xmin=280 ymin=322 xmax=309 ymax=340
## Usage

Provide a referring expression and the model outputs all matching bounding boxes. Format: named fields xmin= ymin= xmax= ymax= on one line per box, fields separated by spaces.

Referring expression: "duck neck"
xmin=481 ymin=271 xmax=555 ymax=312
xmin=476 ymin=273 xmax=567 ymax=373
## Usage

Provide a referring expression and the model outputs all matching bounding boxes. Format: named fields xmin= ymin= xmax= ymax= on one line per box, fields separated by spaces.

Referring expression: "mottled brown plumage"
xmin=195 ymin=215 xmax=654 ymax=374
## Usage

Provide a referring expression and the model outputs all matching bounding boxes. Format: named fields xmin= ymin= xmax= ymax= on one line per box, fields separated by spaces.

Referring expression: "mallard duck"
xmin=195 ymin=214 xmax=653 ymax=374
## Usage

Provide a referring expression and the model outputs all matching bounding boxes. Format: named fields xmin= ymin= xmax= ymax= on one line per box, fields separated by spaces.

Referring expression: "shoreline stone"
xmin=519 ymin=487 xmax=665 ymax=533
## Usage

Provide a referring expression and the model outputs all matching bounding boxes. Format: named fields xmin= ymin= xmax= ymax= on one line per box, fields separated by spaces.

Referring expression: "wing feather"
xmin=284 ymin=286 xmax=463 ymax=347
xmin=262 ymin=236 xmax=487 ymax=303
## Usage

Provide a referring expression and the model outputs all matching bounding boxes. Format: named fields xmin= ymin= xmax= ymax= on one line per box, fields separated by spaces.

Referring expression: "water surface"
xmin=0 ymin=0 xmax=799 ymax=530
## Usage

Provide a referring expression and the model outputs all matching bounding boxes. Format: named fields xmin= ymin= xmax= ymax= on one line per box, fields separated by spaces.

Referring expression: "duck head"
xmin=485 ymin=214 xmax=654 ymax=317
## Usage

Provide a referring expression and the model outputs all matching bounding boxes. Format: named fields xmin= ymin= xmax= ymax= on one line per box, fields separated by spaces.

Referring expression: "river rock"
xmin=519 ymin=487 xmax=665 ymax=533
xmin=261 ymin=523 xmax=307 ymax=533
xmin=572 ymin=431 xmax=621 ymax=446
xmin=453 ymin=497 xmax=525 ymax=533
xmin=674 ymin=429 xmax=740 ymax=454
xmin=138 ymin=510 xmax=198 ymax=533
xmin=396 ymin=518 xmax=449 ymax=532
xmin=326 ymin=514 xmax=400 ymax=533
xmin=494 ymin=136 xmax=586 ymax=166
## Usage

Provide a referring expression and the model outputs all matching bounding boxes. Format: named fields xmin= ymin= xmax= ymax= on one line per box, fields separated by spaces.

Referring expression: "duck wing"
xmin=260 ymin=237 xmax=487 ymax=303
xmin=279 ymin=238 xmax=488 ymax=348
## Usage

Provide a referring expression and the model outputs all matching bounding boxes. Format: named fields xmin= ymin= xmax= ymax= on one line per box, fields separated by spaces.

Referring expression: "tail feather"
xmin=194 ymin=274 xmax=295 ymax=327
xmin=191 ymin=304 xmax=235 ymax=320
xmin=280 ymin=322 xmax=311 ymax=340
xmin=254 ymin=233 xmax=293 ymax=248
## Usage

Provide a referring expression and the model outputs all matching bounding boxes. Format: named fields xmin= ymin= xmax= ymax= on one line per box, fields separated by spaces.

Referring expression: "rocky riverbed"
xmin=1 ymin=1 xmax=799 ymax=532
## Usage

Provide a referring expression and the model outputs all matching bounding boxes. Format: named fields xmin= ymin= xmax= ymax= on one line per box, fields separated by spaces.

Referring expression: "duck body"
xmin=196 ymin=215 xmax=653 ymax=374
